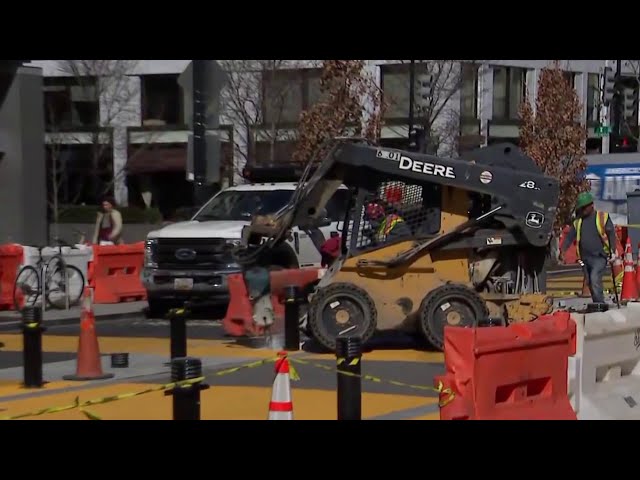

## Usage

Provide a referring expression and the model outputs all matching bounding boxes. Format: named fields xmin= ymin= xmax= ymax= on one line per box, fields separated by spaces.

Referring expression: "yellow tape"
xmin=290 ymin=358 xmax=454 ymax=407
xmin=0 ymin=356 xmax=284 ymax=420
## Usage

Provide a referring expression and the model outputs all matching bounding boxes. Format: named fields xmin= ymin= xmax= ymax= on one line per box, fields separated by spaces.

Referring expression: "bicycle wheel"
xmin=13 ymin=265 xmax=41 ymax=310
xmin=46 ymin=264 xmax=85 ymax=309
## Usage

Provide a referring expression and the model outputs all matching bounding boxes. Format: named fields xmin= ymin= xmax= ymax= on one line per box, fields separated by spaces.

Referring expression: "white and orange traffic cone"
xmin=63 ymin=287 xmax=114 ymax=381
xmin=620 ymin=238 xmax=639 ymax=303
xmin=268 ymin=351 xmax=293 ymax=420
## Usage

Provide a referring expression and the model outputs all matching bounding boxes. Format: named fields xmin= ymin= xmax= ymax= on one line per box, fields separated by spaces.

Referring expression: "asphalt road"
xmin=41 ymin=316 xmax=229 ymax=340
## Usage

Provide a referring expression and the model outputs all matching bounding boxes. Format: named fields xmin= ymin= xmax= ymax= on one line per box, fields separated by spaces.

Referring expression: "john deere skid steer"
xmin=235 ymin=139 xmax=560 ymax=351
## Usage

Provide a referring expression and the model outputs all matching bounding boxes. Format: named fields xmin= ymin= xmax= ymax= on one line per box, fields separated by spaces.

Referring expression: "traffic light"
xmin=408 ymin=126 xmax=426 ymax=152
xmin=610 ymin=133 xmax=637 ymax=153
xmin=603 ymin=67 xmax=617 ymax=106
xmin=622 ymin=87 xmax=638 ymax=122
xmin=416 ymin=73 xmax=434 ymax=110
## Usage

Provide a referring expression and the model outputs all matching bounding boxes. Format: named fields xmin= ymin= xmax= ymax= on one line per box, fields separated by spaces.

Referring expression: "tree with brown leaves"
xmin=292 ymin=60 xmax=386 ymax=164
xmin=519 ymin=61 xmax=589 ymax=232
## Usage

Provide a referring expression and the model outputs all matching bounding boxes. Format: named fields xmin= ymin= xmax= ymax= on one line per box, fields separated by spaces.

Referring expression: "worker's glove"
xmin=609 ymin=253 xmax=618 ymax=263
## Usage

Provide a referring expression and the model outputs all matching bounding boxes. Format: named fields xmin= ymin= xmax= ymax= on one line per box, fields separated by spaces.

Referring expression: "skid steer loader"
xmin=234 ymin=139 xmax=560 ymax=351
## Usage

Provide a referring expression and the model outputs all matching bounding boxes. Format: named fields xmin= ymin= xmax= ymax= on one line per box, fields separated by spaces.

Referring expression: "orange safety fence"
xmin=0 ymin=244 xmax=24 ymax=310
xmin=434 ymin=311 xmax=577 ymax=420
xmin=88 ymin=242 xmax=147 ymax=304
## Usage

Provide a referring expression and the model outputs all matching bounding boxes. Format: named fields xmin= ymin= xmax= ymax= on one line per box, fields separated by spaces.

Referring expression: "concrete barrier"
xmin=569 ymin=303 xmax=640 ymax=419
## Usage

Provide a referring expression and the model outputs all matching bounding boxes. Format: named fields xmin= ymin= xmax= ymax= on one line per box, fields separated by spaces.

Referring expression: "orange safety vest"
xmin=377 ymin=214 xmax=404 ymax=240
xmin=573 ymin=211 xmax=610 ymax=259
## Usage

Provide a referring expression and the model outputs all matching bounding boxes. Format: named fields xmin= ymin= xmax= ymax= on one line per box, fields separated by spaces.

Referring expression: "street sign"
xmin=595 ymin=124 xmax=612 ymax=137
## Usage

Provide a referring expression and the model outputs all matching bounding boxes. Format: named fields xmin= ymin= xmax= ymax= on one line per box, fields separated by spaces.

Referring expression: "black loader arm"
xmin=288 ymin=141 xmax=559 ymax=248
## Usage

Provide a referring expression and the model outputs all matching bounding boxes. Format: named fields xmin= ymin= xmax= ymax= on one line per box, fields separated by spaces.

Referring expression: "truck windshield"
xmin=193 ymin=190 xmax=294 ymax=221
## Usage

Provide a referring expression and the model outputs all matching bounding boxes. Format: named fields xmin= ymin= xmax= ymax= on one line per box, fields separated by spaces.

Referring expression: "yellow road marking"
xmin=408 ymin=411 xmax=440 ymax=420
xmin=304 ymin=349 xmax=444 ymax=363
xmin=0 ymin=334 xmax=280 ymax=359
xmin=0 ymin=380 xmax=81 ymax=398
xmin=0 ymin=384 xmax=436 ymax=420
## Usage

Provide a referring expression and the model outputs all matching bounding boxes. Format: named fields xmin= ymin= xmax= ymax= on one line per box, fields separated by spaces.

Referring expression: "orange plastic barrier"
xmin=435 ymin=311 xmax=577 ymax=420
xmin=0 ymin=244 xmax=24 ymax=310
xmin=223 ymin=267 xmax=323 ymax=337
xmin=89 ymin=242 xmax=146 ymax=304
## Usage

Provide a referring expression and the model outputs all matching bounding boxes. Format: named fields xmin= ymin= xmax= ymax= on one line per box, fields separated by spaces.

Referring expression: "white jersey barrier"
xmin=569 ymin=303 xmax=640 ymax=420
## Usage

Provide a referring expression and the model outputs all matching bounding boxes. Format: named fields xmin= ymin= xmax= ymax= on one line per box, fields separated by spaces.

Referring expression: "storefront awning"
xmin=126 ymin=146 xmax=187 ymax=175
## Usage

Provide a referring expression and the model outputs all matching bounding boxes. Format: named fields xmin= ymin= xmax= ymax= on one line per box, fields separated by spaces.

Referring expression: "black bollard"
xmin=336 ymin=335 xmax=362 ymax=420
xmin=164 ymin=357 xmax=209 ymax=420
xmin=22 ymin=306 xmax=46 ymax=388
xmin=284 ymin=285 xmax=301 ymax=351
xmin=168 ymin=308 xmax=188 ymax=360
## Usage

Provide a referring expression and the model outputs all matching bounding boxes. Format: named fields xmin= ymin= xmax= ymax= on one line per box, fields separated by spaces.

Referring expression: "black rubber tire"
xmin=13 ymin=265 xmax=41 ymax=310
xmin=307 ymin=282 xmax=377 ymax=352
xmin=46 ymin=265 xmax=85 ymax=309
xmin=419 ymin=284 xmax=489 ymax=351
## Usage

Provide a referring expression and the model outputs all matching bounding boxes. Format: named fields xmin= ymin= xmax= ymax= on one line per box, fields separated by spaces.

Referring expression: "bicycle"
xmin=13 ymin=241 xmax=86 ymax=311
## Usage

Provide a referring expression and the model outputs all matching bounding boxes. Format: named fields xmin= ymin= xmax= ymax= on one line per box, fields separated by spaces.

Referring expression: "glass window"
xmin=587 ymin=73 xmax=601 ymax=124
xmin=43 ymin=77 xmax=99 ymax=129
xmin=460 ymin=63 xmax=479 ymax=119
xmin=194 ymin=189 xmax=294 ymax=221
xmin=492 ymin=66 xmax=527 ymax=121
xmin=263 ymin=72 xmax=303 ymax=124
xmin=141 ymin=74 xmax=182 ymax=126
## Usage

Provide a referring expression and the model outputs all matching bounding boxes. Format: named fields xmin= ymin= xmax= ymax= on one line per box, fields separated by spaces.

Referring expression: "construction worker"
xmin=365 ymin=201 xmax=411 ymax=244
xmin=559 ymin=191 xmax=618 ymax=303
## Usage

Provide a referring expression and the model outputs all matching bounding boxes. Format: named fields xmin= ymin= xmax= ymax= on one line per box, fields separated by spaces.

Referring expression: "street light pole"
xmin=192 ymin=60 xmax=208 ymax=207
xmin=408 ymin=60 xmax=415 ymax=145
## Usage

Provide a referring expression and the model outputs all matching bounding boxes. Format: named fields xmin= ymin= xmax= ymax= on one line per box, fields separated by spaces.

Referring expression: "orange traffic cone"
xmin=268 ymin=351 xmax=293 ymax=420
xmin=635 ymin=243 xmax=640 ymax=291
xmin=620 ymin=238 xmax=639 ymax=303
xmin=63 ymin=287 xmax=114 ymax=381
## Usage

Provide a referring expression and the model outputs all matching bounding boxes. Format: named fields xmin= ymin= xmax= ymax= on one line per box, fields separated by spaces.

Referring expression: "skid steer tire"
xmin=419 ymin=284 xmax=489 ymax=351
xmin=307 ymin=282 xmax=377 ymax=352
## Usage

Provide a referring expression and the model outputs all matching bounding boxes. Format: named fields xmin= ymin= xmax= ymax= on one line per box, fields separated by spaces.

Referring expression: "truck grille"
xmin=155 ymin=238 xmax=235 ymax=270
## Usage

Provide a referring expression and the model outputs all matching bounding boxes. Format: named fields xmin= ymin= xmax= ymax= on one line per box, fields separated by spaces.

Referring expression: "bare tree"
xmin=46 ymin=60 xmax=162 ymax=224
xmin=519 ymin=60 xmax=589 ymax=233
xmin=219 ymin=60 xmax=322 ymax=179
xmin=384 ymin=60 xmax=487 ymax=157
xmin=293 ymin=60 xmax=386 ymax=164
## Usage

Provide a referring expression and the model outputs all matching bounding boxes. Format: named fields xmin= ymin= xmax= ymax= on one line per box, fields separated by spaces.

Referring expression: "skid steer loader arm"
xmin=273 ymin=141 xmax=559 ymax=249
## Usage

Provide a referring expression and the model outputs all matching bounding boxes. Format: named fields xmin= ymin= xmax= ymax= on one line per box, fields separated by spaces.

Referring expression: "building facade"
xmin=27 ymin=59 xmax=639 ymax=220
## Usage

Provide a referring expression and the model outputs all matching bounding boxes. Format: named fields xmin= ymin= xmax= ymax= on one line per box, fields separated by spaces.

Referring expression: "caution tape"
xmin=0 ymin=357 xmax=283 ymax=420
xmin=290 ymin=358 xmax=455 ymax=407
xmin=0 ymin=377 xmax=205 ymax=420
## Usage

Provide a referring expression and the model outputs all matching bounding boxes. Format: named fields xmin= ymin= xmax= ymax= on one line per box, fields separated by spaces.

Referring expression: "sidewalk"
xmin=0 ymin=301 xmax=148 ymax=330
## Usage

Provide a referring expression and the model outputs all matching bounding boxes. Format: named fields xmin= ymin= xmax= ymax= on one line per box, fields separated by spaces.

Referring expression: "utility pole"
xmin=191 ymin=60 xmax=208 ymax=207
xmin=408 ymin=60 xmax=415 ymax=146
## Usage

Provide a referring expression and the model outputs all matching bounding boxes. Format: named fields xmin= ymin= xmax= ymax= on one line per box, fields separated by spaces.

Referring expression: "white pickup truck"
xmin=142 ymin=181 xmax=348 ymax=317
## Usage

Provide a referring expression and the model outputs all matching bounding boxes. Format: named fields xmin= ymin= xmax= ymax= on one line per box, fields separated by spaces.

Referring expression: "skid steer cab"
xmin=233 ymin=139 xmax=560 ymax=352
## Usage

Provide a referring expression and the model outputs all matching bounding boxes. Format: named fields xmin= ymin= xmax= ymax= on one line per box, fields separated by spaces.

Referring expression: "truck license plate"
xmin=174 ymin=278 xmax=194 ymax=290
